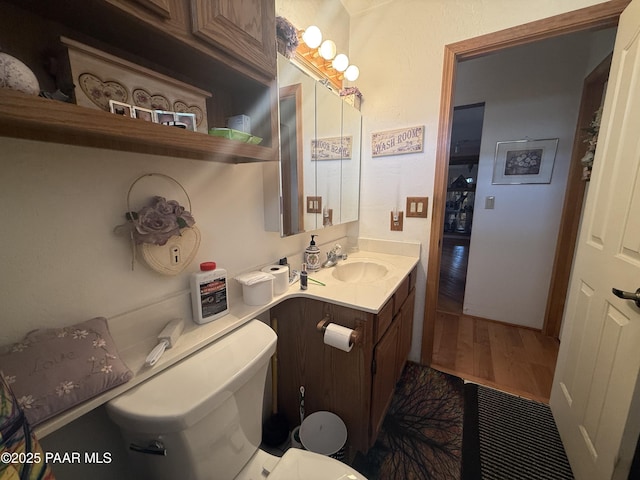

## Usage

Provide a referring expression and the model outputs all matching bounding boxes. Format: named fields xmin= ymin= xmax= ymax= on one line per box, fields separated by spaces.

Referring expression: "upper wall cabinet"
xmin=191 ymin=0 xmax=276 ymax=77
xmin=0 ymin=0 xmax=278 ymax=163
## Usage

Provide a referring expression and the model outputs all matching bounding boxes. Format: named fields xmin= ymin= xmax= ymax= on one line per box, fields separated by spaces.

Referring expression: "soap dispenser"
xmin=304 ymin=235 xmax=321 ymax=271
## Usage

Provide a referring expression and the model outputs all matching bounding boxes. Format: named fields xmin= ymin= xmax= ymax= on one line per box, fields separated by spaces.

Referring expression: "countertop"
xmin=35 ymin=248 xmax=419 ymax=438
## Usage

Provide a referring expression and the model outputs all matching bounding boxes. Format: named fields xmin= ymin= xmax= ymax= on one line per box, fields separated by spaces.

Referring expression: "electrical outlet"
xmin=390 ymin=211 xmax=404 ymax=231
xmin=323 ymin=208 xmax=333 ymax=226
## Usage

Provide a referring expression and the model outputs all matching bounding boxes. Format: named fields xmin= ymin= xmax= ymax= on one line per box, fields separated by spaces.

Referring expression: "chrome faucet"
xmin=322 ymin=244 xmax=348 ymax=268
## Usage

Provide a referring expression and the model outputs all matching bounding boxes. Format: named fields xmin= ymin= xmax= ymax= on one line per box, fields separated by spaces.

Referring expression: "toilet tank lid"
xmin=106 ymin=319 xmax=276 ymax=433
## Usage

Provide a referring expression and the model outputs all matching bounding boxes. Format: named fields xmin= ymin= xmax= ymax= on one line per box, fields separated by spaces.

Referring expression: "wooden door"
xmin=550 ymin=2 xmax=640 ymax=478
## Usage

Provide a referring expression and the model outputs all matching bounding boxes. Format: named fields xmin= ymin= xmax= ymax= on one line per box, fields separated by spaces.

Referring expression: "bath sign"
xmin=312 ymin=135 xmax=353 ymax=160
xmin=372 ymin=125 xmax=424 ymax=157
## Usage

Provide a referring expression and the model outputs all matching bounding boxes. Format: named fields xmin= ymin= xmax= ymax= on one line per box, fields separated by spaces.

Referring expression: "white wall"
xmin=454 ymin=31 xmax=615 ymax=328
xmin=0 ymin=140 xmax=351 ymax=346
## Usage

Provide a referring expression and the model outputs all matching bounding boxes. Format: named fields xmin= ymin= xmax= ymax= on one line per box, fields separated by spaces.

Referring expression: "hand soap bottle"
xmin=304 ymin=235 xmax=321 ymax=271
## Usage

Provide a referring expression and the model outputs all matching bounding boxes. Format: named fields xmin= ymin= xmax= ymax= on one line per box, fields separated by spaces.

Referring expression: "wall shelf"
xmin=0 ymin=89 xmax=275 ymax=163
xmin=0 ymin=0 xmax=278 ymax=164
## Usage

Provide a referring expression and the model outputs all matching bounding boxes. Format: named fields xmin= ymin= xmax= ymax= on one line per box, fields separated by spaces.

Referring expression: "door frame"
xmin=543 ymin=52 xmax=612 ymax=338
xmin=421 ymin=0 xmax=630 ymax=365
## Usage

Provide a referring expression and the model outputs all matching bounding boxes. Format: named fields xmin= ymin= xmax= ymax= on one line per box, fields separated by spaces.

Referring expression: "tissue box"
xmin=236 ymin=271 xmax=274 ymax=306
xmin=227 ymin=114 xmax=251 ymax=133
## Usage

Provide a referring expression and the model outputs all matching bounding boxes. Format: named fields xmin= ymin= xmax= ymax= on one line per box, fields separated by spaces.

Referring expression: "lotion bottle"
xmin=304 ymin=235 xmax=321 ymax=271
xmin=191 ymin=262 xmax=229 ymax=324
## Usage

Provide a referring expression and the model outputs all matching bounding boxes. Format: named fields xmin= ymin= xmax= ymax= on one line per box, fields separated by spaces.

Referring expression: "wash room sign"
xmin=312 ymin=135 xmax=353 ymax=160
xmin=372 ymin=125 xmax=424 ymax=157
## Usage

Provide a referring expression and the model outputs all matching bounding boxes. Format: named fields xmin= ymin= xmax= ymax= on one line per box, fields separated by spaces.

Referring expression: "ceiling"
xmin=339 ymin=0 xmax=394 ymax=16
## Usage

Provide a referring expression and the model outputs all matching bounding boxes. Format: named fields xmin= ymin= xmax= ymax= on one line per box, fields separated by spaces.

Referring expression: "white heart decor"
xmin=114 ymin=173 xmax=201 ymax=275
xmin=141 ymin=226 xmax=201 ymax=276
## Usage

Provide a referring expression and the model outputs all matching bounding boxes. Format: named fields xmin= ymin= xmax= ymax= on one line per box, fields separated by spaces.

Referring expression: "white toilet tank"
xmin=106 ymin=319 xmax=277 ymax=480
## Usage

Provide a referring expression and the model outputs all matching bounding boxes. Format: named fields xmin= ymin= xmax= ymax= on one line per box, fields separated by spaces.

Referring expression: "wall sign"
xmin=372 ymin=125 xmax=424 ymax=157
xmin=312 ymin=135 xmax=353 ymax=160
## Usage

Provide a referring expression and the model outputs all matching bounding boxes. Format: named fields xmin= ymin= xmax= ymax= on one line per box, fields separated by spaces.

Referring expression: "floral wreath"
xmin=126 ymin=195 xmax=195 ymax=246
xmin=114 ymin=173 xmax=198 ymax=271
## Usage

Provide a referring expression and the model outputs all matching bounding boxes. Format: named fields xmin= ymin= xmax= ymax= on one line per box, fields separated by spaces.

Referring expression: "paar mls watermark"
xmin=0 ymin=451 xmax=112 ymax=465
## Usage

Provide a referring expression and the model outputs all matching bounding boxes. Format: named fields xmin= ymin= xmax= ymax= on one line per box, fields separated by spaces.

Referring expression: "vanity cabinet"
xmin=0 ymin=0 xmax=278 ymax=163
xmin=271 ymin=267 xmax=417 ymax=457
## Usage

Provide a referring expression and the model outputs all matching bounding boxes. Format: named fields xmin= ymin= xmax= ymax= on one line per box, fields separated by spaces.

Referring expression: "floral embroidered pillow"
xmin=0 ymin=317 xmax=133 ymax=426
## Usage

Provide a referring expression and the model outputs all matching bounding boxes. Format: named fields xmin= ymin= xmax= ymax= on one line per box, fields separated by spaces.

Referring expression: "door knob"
xmin=612 ymin=288 xmax=640 ymax=308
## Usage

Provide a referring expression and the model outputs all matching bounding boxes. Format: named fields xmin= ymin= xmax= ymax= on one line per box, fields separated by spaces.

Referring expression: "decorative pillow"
xmin=0 ymin=317 xmax=133 ymax=427
xmin=0 ymin=373 xmax=55 ymax=480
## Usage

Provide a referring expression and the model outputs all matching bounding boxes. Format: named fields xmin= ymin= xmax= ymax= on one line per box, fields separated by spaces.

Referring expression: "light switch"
xmin=485 ymin=196 xmax=495 ymax=209
xmin=406 ymin=197 xmax=428 ymax=218
xmin=307 ymin=196 xmax=322 ymax=213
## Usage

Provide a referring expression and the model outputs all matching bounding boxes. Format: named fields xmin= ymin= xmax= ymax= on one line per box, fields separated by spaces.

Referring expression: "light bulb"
xmin=344 ymin=65 xmax=360 ymax=81
xmin=332 ymin=53 xmax=349 ymax=72
xmin=319 ymin=40 xmax=337 ymax=60
xmin=302 ymin=26 xmax=322 ymax=49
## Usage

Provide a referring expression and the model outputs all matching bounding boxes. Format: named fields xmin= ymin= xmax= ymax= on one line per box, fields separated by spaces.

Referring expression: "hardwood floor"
xmin=434 ymin=235 xmax=559 ymax=403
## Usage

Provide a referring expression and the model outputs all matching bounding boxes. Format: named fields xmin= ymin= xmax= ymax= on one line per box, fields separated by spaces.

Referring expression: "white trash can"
xmin=299 ymin=411 xmax=347 ymax=461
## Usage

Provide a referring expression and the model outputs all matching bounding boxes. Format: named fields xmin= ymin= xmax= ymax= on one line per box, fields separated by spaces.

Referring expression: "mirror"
xmin=340 ymin=98 xmax=362 ymax=224
xmin=315 ymin=83 xmax=343 ymax=228
xmin=277 ymin=55 xmax=316 ymax=235
xmin=267 ymin=53 xmax=361 ymax=237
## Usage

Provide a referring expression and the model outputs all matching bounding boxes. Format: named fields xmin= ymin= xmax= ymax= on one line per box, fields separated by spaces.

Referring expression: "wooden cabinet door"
xmin=191 ymin=0 xmax=276 ymax=77
xmin=272 ymin=298 xmax=374 ymax=456
xmin=370 ymin=319 xmax=399 ymax=445
xmin=105 ymin=0 xmax=189 ymax=31
xmin=395 ymin=289 xmax=415 ymax=380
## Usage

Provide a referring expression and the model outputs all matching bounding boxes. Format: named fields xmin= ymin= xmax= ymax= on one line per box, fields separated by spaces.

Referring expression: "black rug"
xmin=352 ymin=363 xmax=573 ymax=480
xmin=353 ymin=362 xmax=464 ymax=479
xmin=463 ymin=383 xmax=573 ymax=480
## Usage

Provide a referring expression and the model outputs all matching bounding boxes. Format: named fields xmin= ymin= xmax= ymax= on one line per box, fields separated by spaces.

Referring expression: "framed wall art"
xmin=492 ymin=138 xmax=559 ymax=184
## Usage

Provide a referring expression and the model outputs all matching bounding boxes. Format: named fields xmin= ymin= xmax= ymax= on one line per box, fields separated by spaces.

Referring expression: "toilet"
xmin=106 ymin=319 xmax=367 ymax=480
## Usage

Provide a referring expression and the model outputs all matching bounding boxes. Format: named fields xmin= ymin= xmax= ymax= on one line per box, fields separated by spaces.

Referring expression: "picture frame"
xmin=492 ymin=138 xmax=559 ymax=184
xmin=108 ymin=100 xmax=133 ymax=117
xmin=176 ymin=112 xmax=197 ymax=132
xmin=133 ymin=106 xmax=154 ymax=122
xmin=153 ymin=110 xmax=176 ymax=124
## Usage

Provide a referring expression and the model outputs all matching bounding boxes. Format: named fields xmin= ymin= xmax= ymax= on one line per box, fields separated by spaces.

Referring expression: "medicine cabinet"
xmin=265 ymin=54 xmax=361 ymax=237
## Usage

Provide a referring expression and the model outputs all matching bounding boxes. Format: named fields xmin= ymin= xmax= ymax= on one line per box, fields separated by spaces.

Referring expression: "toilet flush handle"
xmin=129 ymin=440 xmax=167 ymax=456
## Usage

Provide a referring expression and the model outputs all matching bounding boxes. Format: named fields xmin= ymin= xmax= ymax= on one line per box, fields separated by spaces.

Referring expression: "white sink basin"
xmin=331 ymin=260 xmax=389 ymax=283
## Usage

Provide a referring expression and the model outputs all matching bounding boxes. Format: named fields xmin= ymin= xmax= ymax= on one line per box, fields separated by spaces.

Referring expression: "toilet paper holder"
xmin=316 ymin=315 xmax=361 ymax=346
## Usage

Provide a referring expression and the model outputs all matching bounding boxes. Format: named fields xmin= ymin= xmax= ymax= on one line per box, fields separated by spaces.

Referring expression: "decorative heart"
xmin=140 ymin=226 xmax=201 ymax=276
xmin=78 ymin=73 xmax=128 ymax=111
xmin=173 ymin=101 xmax=204 ymax=127
xmin=132 ymin=88 xmax=170 ymax=111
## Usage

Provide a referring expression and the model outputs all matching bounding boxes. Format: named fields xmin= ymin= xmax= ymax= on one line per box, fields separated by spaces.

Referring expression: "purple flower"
xmin=134 ymin=206 xmax=180 ymax=245
xmin=127 ymin=196 xmax=196 ymax=245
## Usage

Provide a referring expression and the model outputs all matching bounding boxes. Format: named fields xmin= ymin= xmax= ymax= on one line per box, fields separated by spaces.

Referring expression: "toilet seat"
xmin=265 ymin=448 xmax=366 ymax=480
xmin=236 ymin=448 xmax=366 ymax=480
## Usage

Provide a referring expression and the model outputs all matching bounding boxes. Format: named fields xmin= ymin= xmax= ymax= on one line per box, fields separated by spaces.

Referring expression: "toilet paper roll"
xmin=261 ymin=265 xmax=289 ymax=294
xmin=323 ymin=323 xmax=354 ymax=353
